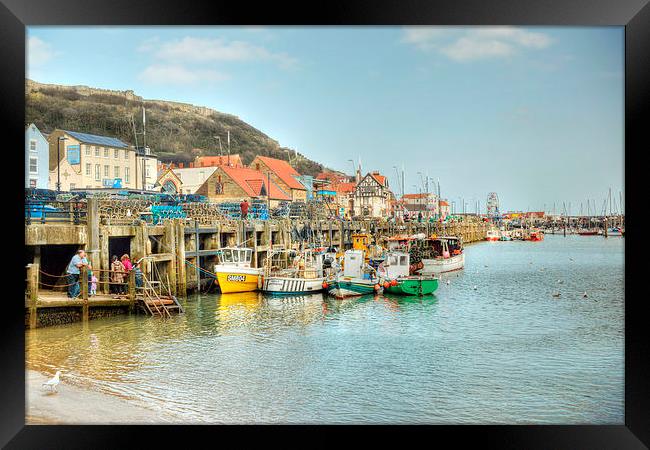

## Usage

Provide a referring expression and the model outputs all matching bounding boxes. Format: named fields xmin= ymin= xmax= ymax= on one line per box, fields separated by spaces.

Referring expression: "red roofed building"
xmin=439 ymin=200 xmax=450 ymax=217
xmin=194 ymin=154 xmax=243 ymax=168
xmin=178 ymin=164 xmax=291 ymax=205
xmin=249 ymin=155 xmax=307 ymax=201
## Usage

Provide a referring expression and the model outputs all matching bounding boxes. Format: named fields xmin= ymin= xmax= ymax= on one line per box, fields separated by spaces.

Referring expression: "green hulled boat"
xmin=379 ymin=251 xmax=439 ymax=296
xmin=385 ymin=276 xmax=438 ymax=296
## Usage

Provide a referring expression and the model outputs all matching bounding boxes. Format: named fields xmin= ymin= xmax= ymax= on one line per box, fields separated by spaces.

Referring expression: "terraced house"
xmin=48 ymin=130 xmax=134 ymax=191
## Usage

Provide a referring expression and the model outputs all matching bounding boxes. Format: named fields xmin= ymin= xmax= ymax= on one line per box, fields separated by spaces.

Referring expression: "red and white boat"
xmin=528 ymin=230 xmax=544 ymax=241
xmin=486 ymin=229 xmax=500 ymax=241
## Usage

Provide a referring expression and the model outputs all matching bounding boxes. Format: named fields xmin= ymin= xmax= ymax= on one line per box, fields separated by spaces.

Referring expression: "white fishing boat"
xmin=486 ymin=228 xmax=500 ymax=241
xmin=419 ymin=236 xmax=465 ymax=275
xmin=261 ymin=247 xmax=337 ymax=295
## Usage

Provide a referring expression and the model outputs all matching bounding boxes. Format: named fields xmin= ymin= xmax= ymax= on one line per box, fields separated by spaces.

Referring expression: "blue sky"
xmin=27 ymin=26 xmax=624 ymax=213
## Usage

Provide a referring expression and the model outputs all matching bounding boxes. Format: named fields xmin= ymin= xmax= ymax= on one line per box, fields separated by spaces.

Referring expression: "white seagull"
xmin=473 ymin=285 xmax=478 ymax=290
xmin=446 ymin=279 xmax=450 ymax=285
xmin=582 ymin=291 xmax=588 ymax=298
xmin=42 ymin=371 xmax=61 ymax=393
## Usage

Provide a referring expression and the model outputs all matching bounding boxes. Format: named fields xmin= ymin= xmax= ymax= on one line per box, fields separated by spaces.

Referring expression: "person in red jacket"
xmin=240 ymin=199 xmax=249 ymax=219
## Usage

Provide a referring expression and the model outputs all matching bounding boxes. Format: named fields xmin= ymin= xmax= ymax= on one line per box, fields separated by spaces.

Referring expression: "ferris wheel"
xmin=487 ymin=192 xmax=500 ymax=218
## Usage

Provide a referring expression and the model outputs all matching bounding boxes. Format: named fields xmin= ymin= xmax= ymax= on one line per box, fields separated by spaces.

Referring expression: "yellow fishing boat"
xmin=214 ymin=247 xmax=262 ymax=294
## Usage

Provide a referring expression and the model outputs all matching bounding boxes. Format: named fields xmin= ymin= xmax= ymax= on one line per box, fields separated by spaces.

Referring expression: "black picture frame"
xmin=3 ymin=0 xmax=647 ymax=447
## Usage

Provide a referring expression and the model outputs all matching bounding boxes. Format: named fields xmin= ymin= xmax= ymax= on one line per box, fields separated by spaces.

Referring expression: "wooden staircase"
xmin=137 ymin=274 xmax=184 ymax=317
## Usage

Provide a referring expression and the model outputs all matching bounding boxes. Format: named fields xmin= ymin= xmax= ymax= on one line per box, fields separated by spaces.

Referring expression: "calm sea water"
xmin=26 ymin=234 xmax=624 ymax=424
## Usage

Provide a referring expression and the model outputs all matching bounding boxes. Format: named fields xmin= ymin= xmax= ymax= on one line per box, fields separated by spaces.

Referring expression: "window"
xmin=95 ymin=146 xmax=100 ymax=157
xmin=85 ymin=145 xmax=91 ymax=156
xmin=125 ymin=150 xmax=129 ymax=160
xmin=104 ymin=148 xmax=109 ymax=158
xmin=29 ymin=157 xmax=38 ymax=173
xmin=95 ymin=164 xmax=101 ymax=181
xmin=29 ymin=179 xmax=37 ymax=188
xmin=125 ymin=167 xmax=130 ymax=183
xmin=114 ymin=149 xmax=119 ymax=159
xmin=145 ymin=166 xmax=150 ymax=178
xmin=104 ymin=165 xmax=109 ymax=177
xmin=85 ymin=163 xmax=91 ymax=175
xmin=114 ymin=166 xmax=120 ymax=178
xmin=29 ymin=140 xmax=37 ymax=152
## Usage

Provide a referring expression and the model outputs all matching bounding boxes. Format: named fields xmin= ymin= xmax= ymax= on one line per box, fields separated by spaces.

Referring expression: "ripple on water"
xmin=26 ymin=235 xmax=624 ymax=424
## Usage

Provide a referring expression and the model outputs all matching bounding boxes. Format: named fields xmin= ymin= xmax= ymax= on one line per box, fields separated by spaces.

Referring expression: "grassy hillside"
xmin=25 ymin=80 xmax=324 ymax=177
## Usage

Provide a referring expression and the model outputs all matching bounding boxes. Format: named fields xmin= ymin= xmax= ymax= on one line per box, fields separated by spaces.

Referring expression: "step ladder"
xmin=137 ymin=274 xmax=184 ymax=317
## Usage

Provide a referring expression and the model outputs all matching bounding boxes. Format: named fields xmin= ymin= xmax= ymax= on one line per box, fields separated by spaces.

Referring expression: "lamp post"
xmin=56 ymin=136 xmax=68 ymax=192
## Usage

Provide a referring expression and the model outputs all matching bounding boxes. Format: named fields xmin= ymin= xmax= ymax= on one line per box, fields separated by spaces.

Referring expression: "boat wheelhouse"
xmin=326 ymin=249 xmax=383 ymax=298
xmin=379 ymin=251 xmax=438 ymax=296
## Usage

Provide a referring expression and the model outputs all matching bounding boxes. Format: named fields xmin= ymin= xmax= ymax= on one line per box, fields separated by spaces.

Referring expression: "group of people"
xmin=65 ymin=250 xmax=143 ymax=299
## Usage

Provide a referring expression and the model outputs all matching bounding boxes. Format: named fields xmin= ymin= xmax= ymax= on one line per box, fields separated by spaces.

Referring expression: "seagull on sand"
xmin=42 ymin=371 xmax=61 ymax=393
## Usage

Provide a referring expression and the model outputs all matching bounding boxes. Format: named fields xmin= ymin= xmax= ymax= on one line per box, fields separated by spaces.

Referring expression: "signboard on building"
xmin=66 ymin=145 xmax=80 ymax=165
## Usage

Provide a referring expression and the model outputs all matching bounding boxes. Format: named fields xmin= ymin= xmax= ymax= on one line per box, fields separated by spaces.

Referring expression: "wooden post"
xmin=129 ymin=269 xmax=136 ymax=304
xmin=27 ymin=263 xmax=39 ymax=329
xmin=80 ymin=265 xmax=89 ymax=322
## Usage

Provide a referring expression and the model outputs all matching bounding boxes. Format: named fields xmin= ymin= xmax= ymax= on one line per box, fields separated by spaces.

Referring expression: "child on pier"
xmin=89 ymin=271 xmax=98 ymax=296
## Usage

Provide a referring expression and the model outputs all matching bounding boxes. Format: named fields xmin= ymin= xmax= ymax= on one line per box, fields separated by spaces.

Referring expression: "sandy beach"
xmin=26 ymin=370 xmax=171 ymax=424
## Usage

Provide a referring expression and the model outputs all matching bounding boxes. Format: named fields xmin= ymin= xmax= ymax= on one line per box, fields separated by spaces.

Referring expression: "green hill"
xmin=25 ymin=79 xmax=325 ymax=177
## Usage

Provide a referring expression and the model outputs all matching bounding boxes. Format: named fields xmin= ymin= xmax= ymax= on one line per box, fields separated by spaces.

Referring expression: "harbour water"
xmin=26 ymin=234 xmax=624 ymax=424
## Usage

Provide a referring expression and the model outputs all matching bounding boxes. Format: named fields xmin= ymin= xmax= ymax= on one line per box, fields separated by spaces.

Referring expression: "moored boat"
xmin=326 ymin=249 xmax=383 ymax=298
xmin=418 ymin=236 xmax=465 ymax=275
xmin=214 ymin=247 xmax=262 ymax=294
xmin=528 ymin=230 xmax=545 ymax=241
xmin=261 ymin=248 xmax=336 ymax=295
xmin=486 ymin=229 xmax=500 ymax=241
xmin=379 ymin=251 xmax=438 ymax=296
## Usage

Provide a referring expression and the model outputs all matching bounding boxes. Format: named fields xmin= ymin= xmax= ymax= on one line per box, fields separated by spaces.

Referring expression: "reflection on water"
xmin=26 ymin=235 xmax=624 ymax=424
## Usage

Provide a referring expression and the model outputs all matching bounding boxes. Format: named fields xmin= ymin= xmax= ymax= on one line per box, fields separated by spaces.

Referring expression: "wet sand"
xmin=26 ymin=370 xmax=169 ymax=424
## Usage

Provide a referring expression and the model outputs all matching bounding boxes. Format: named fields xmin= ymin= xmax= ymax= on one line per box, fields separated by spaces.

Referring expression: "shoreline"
xmin=26 ymin=370 xmax=168 ymax=424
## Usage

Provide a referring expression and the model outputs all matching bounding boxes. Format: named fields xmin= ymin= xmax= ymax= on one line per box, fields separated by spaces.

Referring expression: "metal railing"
xmin=25 ymin=201 xmax=87 ymax=225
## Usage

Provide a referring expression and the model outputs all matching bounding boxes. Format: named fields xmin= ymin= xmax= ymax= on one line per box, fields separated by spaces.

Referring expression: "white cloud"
xmin=27 ymin=36 xmax=58 ymax=68
xmin=402 ymin=27 xmax=552 ymax=62
xmin=138 ymin=64 xmax=229 ymax=84
xmin=142 ymin=36 xmax=297 ymax=69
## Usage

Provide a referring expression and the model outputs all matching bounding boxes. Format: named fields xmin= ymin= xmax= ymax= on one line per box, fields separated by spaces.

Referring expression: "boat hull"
xmin=420 ymin=253 xmax=465 ymax=274
xmin=327 ymin=278 xmax=380 ymax=298
xmin=215 ymin=267 xmax=261 ymax=293
xmin=385 ymin=277 xmax=438 ymax=296
xmin=262 ymin=276 xmax=325 ymax=295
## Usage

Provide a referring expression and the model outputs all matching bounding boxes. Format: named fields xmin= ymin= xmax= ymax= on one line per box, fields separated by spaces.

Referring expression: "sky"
xmin=27 ymin=26 xmax=624 ymax=213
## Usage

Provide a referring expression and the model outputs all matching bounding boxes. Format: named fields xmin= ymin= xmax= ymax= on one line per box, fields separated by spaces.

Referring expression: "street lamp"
xmin=56 ymin=136 xmax=68 ymax=192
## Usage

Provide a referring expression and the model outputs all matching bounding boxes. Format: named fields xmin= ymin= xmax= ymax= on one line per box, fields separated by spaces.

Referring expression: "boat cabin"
xmin=343 ymin=249 xmax=367 ymax=278
xmin=382 ymin=252 xmax=410 ymax=279
xmin=424 ymin=237 xmax=463 ymax=258
xmin=217 ymin=247 xmax=253 ymax=268
xmin=352 ymin=232 xmax=371 ymax=251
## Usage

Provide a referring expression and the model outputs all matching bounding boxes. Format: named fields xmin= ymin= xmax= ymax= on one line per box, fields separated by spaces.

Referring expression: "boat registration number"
xmin=226 ymin=275 xmax=246 ymax=282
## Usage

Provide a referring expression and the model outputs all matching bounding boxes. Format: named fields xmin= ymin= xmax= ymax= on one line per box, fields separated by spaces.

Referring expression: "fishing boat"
xmin=261 ymin=247 xmax=336 ymax=295
xmin=607 ymin=227 xmax=623 ymax=236
xmin=528 ymin=230 xmax=545 ymax=241
xmin=214 ymin=247 xmax=262 ymax=294
xmin=578 ymin=229 xmax=599 ymax=236
xmin=325 ymin=249 xmax=383 ymax=298
xmin=499 ymin=229 xmax=513 ymax=241
xmin=378 ymin=251 xmax=438 ymax=296
xmin=486 ymin=229 xmax=500 ymax=241
xmin=418 ymin=236 xmax=465 ymax=274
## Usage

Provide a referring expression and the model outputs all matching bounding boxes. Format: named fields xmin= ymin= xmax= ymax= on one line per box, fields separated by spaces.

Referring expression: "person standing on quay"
xmin=121 ymin=254 xmax=133 ymax=272
xmin=240 ymin=198 xmax=249 ymax=220
xmin=111 ymin=255 xmax=127 ymax=295
xmin=66 ymin=249 xmax=89 ymax=298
